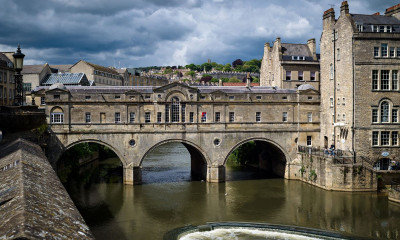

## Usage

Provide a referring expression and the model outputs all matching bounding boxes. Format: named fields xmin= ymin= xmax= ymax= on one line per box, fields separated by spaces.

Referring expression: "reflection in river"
xmin=61 ymin=142 xmax=400 ymax=240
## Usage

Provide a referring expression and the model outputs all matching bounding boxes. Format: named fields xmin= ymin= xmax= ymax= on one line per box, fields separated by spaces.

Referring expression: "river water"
xmin=62 ymin=142 xmax=400 ymax=240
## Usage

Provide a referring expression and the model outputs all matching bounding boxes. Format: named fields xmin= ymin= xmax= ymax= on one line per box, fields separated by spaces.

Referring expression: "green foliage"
xmin=299 ymin=165 xmax=306 ymax=176
xmin=201 ymin=62 xmax=213 ymax=72
xmin=252 ymin=77 xmax=260 ymax=83
xmin=185 ymin=63 xmax=201 ymax=72
xmin=185 ymin=70 xmax=196 ymax=80
xmin=223 ymin=63 xmax=232 ymax=72
xmin=163 ymin=68 xmax=173 ymax=75
xmin=221 ymin=77 xmax=230 ymax=82
xmin=227 ymin=141 xmax=259 ymax=166
xmin=228 ymin=77 xmax=241 ymax=83
xmin=309 ymin=169 xmax=317 ymax=181
xmin=210 ymin=78 xmax=219 ymax=83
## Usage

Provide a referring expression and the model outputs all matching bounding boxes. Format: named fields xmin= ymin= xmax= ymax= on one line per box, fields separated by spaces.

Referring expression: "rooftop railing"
xmin=297 ymin=145 xmax=355 ymax=164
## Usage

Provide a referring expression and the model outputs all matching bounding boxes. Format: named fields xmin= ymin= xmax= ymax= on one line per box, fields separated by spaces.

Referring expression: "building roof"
xmin=0 ymin=53 xmax=13 ymax=69
xmin=222 ymin=82 xmax=260 ymax=87
xmin=281 ymin=43 xmax=312 ymax=56
xmin=351 ymin=14 xmax=400 ymax=25
xmin=21 ymin=64 xmax=48 ymax=74
xmin=33 ymin=85 xmax=297 ymax=94
xmin=77 ymin=60 xmax=119 ymax=75
xmin=50 ymin=64 xmax=72 ymax=73
xmin=41 ymin=73 xmax=89 ymax=86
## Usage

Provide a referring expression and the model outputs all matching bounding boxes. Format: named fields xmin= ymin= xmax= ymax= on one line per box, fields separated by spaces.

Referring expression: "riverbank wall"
xmin=0 ymin=138 xmax=94 ymax=239
xmin=289 ymin=153 xmax=377 ymax=191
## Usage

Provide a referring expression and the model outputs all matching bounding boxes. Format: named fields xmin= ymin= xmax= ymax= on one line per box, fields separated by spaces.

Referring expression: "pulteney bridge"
xmin=37 ymin=82 xmax=320 ymax=185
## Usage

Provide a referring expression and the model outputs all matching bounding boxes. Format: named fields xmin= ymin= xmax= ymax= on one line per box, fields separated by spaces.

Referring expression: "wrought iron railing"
xmin=297 ymin=145 xmax=355 ymax=164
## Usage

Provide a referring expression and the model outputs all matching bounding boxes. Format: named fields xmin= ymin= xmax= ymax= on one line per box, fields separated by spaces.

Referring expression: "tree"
xmin=185 ymin=63 xmax=201 ymax=72
xmin=201 ymin=62 xmax=213 ymax=72
xmin=223 ymin=63 xmax=231 ymax=72
xmin=200 ymin=74 xmax=212 ymax=82
xmin=232 ymin=59 xmax=244 ymax=69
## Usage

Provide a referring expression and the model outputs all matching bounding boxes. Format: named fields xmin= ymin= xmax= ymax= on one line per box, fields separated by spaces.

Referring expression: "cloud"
xmin=0 ymin=0 xmax=396 ymax=67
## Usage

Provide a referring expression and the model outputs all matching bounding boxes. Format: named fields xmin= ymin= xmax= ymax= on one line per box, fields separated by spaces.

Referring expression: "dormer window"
xmin=292 ymin=56 xmax=305 ymax=60
xmin=373 ymin=25 xmax=392 ymax=33
xmin=356 ymin=24 xmax=363 ymax=32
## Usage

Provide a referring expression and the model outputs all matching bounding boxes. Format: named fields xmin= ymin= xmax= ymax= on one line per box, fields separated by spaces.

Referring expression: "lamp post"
xmin=13 ymin=44 xmax=25 ymax=106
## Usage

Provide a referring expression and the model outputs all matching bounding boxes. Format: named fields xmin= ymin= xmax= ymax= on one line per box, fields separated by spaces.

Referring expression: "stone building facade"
xmin=260 ymin=38 xmax=320 ymax=91
xmin=320 ymin=1 xmax=400 ymax=168
xmin=0 ymin=53 xmax=15 ymax=106
xmin=21 ymin=64 xmax=53 ymax=105
xmin=70 ymin=60 xmax=123 ymax=86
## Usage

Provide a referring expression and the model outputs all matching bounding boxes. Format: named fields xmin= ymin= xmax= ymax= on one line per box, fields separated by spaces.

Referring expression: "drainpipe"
xmin=333 ymin=29 xmax=337 ymax=147
xmin=352 ymin=36 xmax=356 ymax=163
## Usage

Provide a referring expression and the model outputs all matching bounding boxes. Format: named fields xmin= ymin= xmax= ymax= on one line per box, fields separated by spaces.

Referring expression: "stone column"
xmin=206 ymin=165 xmax=225 ymax=183
xmin=124 ymin=166 xmax=142 ymax=185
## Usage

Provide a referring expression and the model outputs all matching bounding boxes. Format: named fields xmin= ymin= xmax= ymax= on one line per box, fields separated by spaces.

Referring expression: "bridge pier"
xmin=207 ymin=165 xmax=225 ymax=183
xmin=124 ymin=166 xmax=142 ymax=185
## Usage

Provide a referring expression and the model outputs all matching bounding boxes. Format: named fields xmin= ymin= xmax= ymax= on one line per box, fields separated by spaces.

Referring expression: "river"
xmin=62 ymin=142 xmax=400 ymax=240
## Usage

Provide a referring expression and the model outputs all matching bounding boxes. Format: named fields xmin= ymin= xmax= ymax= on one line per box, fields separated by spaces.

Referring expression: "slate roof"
xmin=33 ymin=85 xmax=298 ymax=94
xmin=281 ymin=44 xmax=312 ymax=56
xmin=41 ymin=73 xmax=90 ymax=86
xmin=352 ymin=14 xmax=400 ymax=33
xmin=0 ymin=53 xmax=13 ymax=69
xmin=21 ymin=64 xmax=47 ymax=74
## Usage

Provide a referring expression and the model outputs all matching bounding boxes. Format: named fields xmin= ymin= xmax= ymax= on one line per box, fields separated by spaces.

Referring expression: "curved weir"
xmin=165 ymin=222 xmax=367 ymax=240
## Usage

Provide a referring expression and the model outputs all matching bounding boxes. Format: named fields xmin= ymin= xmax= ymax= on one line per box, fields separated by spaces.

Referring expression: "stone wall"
xmin=389 ymin=188 xmax=400 ymax=203
xmin=291 ymin=153 xmax=377 ymax=191
xmin=0 ymin=138 xmax=94 ymax=239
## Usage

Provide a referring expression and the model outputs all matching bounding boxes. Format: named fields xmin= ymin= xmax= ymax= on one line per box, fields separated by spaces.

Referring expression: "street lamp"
xmin=13 ymin=44 xmax=25 ymax=106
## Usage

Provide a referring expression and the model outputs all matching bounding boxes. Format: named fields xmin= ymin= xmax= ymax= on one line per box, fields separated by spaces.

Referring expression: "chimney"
xmin=323 ymin=8 xmax=335 ymax=20
xmin=307 ymin=38 xmax=316 ymax=60
xmin=385 ymin=3 xmax=400 ymax=19
xmin=340 ymin=1 xmax=349 ymax=16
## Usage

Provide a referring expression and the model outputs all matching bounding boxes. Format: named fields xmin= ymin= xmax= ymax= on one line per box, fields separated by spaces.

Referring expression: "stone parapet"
xmin=0 ymin=138 xmax=94 ymax=239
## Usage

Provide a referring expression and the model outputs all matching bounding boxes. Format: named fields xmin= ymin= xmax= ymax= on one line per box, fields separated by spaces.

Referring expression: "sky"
xmin=0 ymin=0 xmax=397 ymax=68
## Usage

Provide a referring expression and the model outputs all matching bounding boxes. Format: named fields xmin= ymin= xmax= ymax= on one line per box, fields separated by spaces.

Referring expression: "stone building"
xmin=260 ymin=38 xmax=320 ymax=91
xmin=0 ymin=53 xmax=15 ymax=106
xmin=320 ymin=1 xmax=400 ymax=168
xmin=70 ymin=60 xmax=123 ymax=86
xmin=21 ymin=64 xmax=53 ymax=105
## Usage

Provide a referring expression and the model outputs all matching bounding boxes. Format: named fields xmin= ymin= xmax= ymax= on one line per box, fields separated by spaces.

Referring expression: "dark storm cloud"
xmin=0 ymin=0 xmax=396 ymax=67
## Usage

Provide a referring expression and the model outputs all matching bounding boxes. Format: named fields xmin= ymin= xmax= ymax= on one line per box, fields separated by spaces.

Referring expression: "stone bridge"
xmin=38 ymin=82 xmax=320 ymax=185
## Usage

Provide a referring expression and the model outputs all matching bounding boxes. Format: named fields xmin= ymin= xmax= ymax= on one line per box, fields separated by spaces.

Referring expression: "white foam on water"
xmin=179 ymin=228 xmax=325 ymax=240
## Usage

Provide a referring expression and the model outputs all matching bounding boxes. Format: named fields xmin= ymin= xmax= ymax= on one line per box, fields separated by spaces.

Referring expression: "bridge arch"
xmin=59 ymin=139 xmax=126 ymax=167
xmin=224 ymin=137 xmax=290 ymax=178
xmin=139 ymin=139 xmax=210 ymax=181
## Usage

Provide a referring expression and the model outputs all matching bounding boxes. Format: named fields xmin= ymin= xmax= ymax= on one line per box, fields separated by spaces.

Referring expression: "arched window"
xmin=381 ymin=101 xmax=389 ymax=123
xmin=51 ymin=107 xmax=64 ymax=124
xmin=171 ymin=97 xmax=180 ymax=122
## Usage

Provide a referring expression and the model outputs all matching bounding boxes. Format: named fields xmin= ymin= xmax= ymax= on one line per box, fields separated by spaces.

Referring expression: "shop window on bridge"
xmin=115 ymin=112 xmax=121 ymax=123
xmin=130 ymin=112 xmax=135 ymax=123
xmin=215 ymin=112 xmax=221 ymax=122
xmin=171 ymin=97 xmax=180 ymax=122
xmin=157 ymin=112 xmax=162 ymax=123
xmin=145 ymin=112 xmax=151 ymax=123
xmin=165 ymin=97 xmax=187 ymax=123
xmin=85 ymin=112 xmax=91 ymax=123
xmin=189 ymin=112 xmax=194 ymax=123
xmin=51 ymin=107 xmax=64 ymax=124
xmin=201 ymin=112 xmax=207 ymax=122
